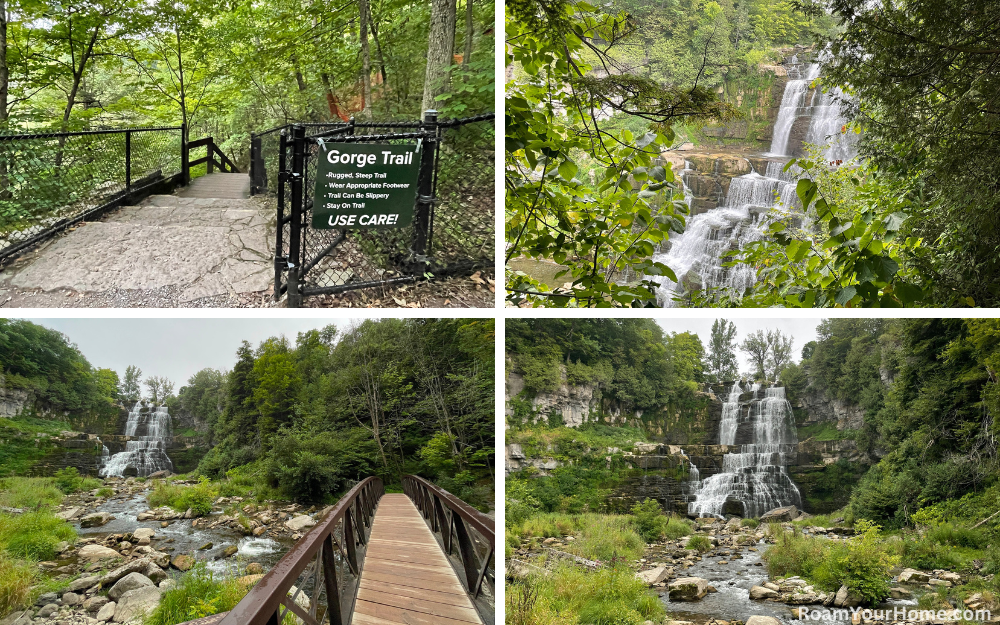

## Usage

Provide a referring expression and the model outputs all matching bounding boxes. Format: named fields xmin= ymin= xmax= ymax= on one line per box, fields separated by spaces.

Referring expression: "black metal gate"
xmin=252 ymin=110 xmax=494 ymax=307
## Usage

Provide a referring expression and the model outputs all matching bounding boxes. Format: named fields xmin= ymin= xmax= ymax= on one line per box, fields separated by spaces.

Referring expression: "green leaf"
xmin=558 ymin=160 xmax=578 ymax=181
xmin=834 ymin=286 xmax=857 ymax=306
xmin=894 ymin=282 xmax=923 ymax=304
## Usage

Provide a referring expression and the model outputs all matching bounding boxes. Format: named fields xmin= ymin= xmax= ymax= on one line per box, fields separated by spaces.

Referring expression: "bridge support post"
xmin=321 ymin=536 xmax=343 ymax=625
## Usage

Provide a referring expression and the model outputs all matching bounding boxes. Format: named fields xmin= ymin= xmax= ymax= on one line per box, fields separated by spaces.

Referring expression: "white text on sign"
xmin=326 ymin=149 xmax=414 ymax=168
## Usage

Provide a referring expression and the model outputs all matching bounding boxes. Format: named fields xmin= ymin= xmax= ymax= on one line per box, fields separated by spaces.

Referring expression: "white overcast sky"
xmin=654 ymin=318 xmax=820 ymax=372
xmin=21 ymin=318 xmax=355 ymax=387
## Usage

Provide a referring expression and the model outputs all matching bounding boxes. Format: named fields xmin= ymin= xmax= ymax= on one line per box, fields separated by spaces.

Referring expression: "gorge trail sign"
xmin=312 ymin=142 xmax=420 ymax=229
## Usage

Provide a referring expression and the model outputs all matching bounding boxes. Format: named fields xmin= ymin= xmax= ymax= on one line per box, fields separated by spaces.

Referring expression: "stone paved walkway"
xmin=0 ymin=175 xmax=274 ymax=306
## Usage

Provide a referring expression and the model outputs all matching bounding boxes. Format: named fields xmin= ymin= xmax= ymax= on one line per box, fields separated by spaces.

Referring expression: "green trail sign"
xmin=312 ymin=142 xmax=421 ymax=230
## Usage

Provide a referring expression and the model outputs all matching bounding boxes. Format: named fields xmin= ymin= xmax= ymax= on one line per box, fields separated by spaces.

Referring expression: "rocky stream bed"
xmin=1 ymin=475 xmax=337 ymax=625
xmin=509 ymin=507 xmax=998 ymax=625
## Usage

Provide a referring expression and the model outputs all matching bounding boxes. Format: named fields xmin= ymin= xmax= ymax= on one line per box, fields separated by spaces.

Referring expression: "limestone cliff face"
xmin=507 ymin=369 xmax=600 ymax=428
xmin=795 ymin=388 xmax=865 ymax=430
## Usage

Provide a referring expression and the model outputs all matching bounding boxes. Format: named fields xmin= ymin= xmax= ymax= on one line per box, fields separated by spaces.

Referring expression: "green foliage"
xmin=741 ymin=518 xmax=760 ymax=529
xmin=685 ymin=535 xmax=713 ymax=553
xmin=148 ymin=479 xmax=217 ymax=517
xmin=53 ymin=468 xmax=100 ymax=495
xmin=96 ymin=487 xmax=113 ymax=498
xmin=265 ymin=428 xmax=378 ymax=503
xmin=506 ymin=480 xmax=543 ymax=529
xmin=0 ymin=417 xmax=76 ymax=477
xmin=0 ymin=552 xmax=41 ymax=618
xmin=0 ymin=320 xmax=108 ymax=413
xmin=839 ymin=520 xmax=898 ymax=605
xmin=507 ymin=562 xmax=664 ymax=625
xmin=505 ymin=0 xmax=732 ymax=307
xmin=145 ymin=563 xmax=249 ymax=625
xmin=629 ymin=499 xmax=691 ymax=543
xmin=571 ymin=515 xmax=646 ymax=562
xmin=0 ymin=511 xmax=76 ymax=561
xmin=0 ymin=478 xmax=64 ymax=510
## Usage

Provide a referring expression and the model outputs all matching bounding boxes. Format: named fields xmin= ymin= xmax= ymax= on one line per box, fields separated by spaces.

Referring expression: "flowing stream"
xmin=688 ymin=384 xmax=802 ymax=518
xmin=654 ymin=52 xmax=855 ymax=305
xmin=101 ymin=402 xmax=175 ymax=478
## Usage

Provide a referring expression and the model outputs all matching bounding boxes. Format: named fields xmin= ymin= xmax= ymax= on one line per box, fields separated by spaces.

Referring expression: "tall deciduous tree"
xmin=421 ymin=0 xmax=455 ymax=112
xmin=707 ymin=319 xmax=739 ymax=383
xmin=121 ymin=365 xmax=142 ymax=403
xmin=741 ymin=330 xmax=771 ymax=381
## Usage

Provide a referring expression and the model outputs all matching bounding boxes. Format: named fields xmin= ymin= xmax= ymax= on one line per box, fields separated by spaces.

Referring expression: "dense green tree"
xmin=706 ymin=319 xmax=738 ymax=383
xmin=120 ymin=365 xmax=142 ymax=404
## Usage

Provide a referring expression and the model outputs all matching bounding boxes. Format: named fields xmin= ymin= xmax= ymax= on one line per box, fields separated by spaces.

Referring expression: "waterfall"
xmin=688 ymin=384 xmax=802 ymax=518
xmin=654 ymin=51 xmax=853 ymax=306
xmin=101 ymin=402 xmax=174 ymax=478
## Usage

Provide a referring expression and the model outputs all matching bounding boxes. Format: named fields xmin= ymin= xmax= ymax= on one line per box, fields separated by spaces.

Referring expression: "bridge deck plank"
xmin=351 ymin=494 xmax=482 ymax=625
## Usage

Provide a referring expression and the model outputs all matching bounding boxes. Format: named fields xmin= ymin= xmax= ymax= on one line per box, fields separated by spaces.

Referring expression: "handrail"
xmin=0 ymin=125 xmax=182 ymax=141
xmin=216 ymin=476 xmax=383 ymax=625
xmin=403 ymin=474 xmax=495 ymax=625
xmin=186 ymin=136 xmax=239 ymax=174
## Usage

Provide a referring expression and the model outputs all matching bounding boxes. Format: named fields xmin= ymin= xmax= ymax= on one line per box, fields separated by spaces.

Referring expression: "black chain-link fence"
xmin=255 ymin=112 xmax=494 ymax=307
xmin=0 ymin=126 xmax=183 ymax=263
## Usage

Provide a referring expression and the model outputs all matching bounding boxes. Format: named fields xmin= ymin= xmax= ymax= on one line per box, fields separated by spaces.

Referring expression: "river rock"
xmin=833 ymin=585 xmax=861 ymax=607
xmin=96 ymin=602 xmax=116 ymax=623
xmin=68 ymin=575 xmax=102 ymax=592
xmin=144 ymin=563 xmax=168 ymax=583
xmin=79 ymin=545 xmax=120 ymax=565
xmin=159 ymin=579 xmax=176 ymax=590
xmin=219 ymin=545 xmax=239 ymax=559
xmin=760 ymin=506 xmax=799 ymax=523
xmin=898 ymin=568 xmax=930 ymax=584
xmin=746 ymin=617 xmax=782 ymax=625
xmin=113 ymin=586 xmax=162 ymax=623
xmin=889 ymin=587 xmax=912 ymax=600
xmin=148 ymin=551 xmax=170 ymax=569
xmin=763 ymin=582 xmax=780 ymax=591
xmin=636 ymin=566 xmax=669 ymax=585
xmin=939 ymin=571 xmax=962 ymax=584
xmin=81 ymin=512 xmax=114 ymax=528
xmin=749 ymin=585 xmax=780 ymax=600
xmin=198 ymin=542 xmax=213 ymax=550
xmin=668 ymin=577 xmax=709 ymax=601
xmin=148 ymin=471 xmax=171 ymax=479
xmin=170 ymin=554 xmax=195 ymax=571
xmin=37 ymin=604 xmax=59 ymax=619
xmin=245 ymin=562 xmax=264 ymax=575
xmin=109 ymin=572 xmax=155 ymax=601
xmin=0 ymin=610 xmax=32 ymax=625
xmin=35 ymin=593 xmax=58 ymax=606
xmin=55 ymin=507 xmax=83 ymax=521
xmin=101 ymin=558 xmax=152 ymax=586
xmin=285 ymin=515 xmax=317 ymax=531
xmin=62 ymin=591 xmax=82 ymax=606
xmin=84 ymin=596 xmax=110 ymax=613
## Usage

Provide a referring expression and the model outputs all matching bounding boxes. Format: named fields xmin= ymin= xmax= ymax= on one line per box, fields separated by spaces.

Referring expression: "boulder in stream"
xmin=113 ymin=586 xmax=162 ymax=623
xmin=81 ymin=512 xmax=115 ymax=528
xmin=285 ymin=515 xmax=317 ymax=532
xmin=109 ymin=572 xmax=155 ymax=601
xmin=0 ymin=611 xmax=32 ymax=625
xmin=170 ymin=554 xmax=195 ymax=571
xmin=759 ymin=506 xmax=798 ymax=523
xmin=96 ymin=602 xmax=116 ymax=623
xmin=746 ymin=617 xmax=782 ymax=625
xmin=636 ymin=566 xmax=669 ymax=585
xmin=749 ymin=585 xmax=780 ymax=600
xmin=668 ymin=577 xmax=710 ymax=601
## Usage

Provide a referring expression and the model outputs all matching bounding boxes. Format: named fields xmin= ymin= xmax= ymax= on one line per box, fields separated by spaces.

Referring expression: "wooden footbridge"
xmin=183 ymin=476 xmax=494 ymax=625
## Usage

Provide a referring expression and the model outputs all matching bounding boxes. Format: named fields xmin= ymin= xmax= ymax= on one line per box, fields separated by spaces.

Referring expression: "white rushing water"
xmin=101 ymin=402 xmax=175 ymax=478
xmin=688 ymin=384 xmax=802 ymax=518
xmin=655 ymin=51 xmax=854 ymax=306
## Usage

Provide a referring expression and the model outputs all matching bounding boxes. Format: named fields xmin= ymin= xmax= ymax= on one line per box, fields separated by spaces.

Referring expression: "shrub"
xmin=926 ymin=522 xmax=986 ymax=549
xmin=572 ymin=516 xmax=645 ymax=562
xmin=741 ymin=518 xmax=761 ymax=529
xmin=839 ymin=520 xmax=899 ymax=605
xmin=0 ymin=552 xmax=38 ymax=617
xmin=53 ymin=468 xmax=83 ymax=494
xmin=896 ymin=535 xmax=964 ymax=570
xmin=148 ymin=479 xmax=216 ymax=516
xmin=575 ymin=563 xmax=664 ymax=625
xmin=506 ymin=480 xmax=542 ymax=528
xmin=630 ymin=499 xmax=666 ymax=542
xmin=96 ymin=488 xmax=113 ymax=498
xmin=145 ymin=563 xmax=249 ymax=625
xmin=686 ymin=535 xmax=712 ymax=553
xmin=664 ymin=516 xmax=693 ymax=539
xmin=0 ymin=511 xmax=76 ymax=561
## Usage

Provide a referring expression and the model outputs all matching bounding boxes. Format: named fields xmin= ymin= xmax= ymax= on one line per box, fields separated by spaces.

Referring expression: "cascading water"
xmin=654 ymin=50 xmax=854 ymax=305
xmin=688 ymin=384 xmax=802 ymax=518
xmin=100 ymin=402 xmax=174 ymax=478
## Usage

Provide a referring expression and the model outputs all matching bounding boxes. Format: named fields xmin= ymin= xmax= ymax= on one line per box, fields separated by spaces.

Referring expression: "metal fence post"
xmin=249 ymin=133 xmax=257 ymax=195
xmin=181 ymin=124 xmax=189 ymax=185
xmin=287 ymin=124 xmax=305 ymax=308
xmin=411 ymin=109 xmax=438 ymax=274
xmin=124 ymin=130 xmax=132 ymax=200
xmin=274 ymin=129 xmax=288 ymax=301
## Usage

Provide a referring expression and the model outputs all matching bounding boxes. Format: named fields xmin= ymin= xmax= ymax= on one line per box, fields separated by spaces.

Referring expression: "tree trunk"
xmin=462 ymin=0 xmax=473 ymax=70
xmin=358 ymin=0 xmax=372 ymax=118
xmin=369 ymin=16 xmax=388 ymax=86
xmin=321 ymin=73 xmax=349 ymax=122
xmin=175 ymin=26 xmax=188 ymax=137
xmin=0 ymin=0 xmax=8 ymax=125
xmin=421 ymin=0 xmax=456 ymax=113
